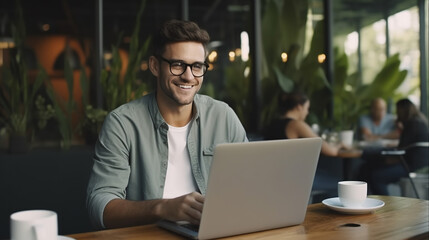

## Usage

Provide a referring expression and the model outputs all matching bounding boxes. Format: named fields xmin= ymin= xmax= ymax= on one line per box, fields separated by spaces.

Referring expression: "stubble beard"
xmin=159 ymin=76 xmax=201 ymax=106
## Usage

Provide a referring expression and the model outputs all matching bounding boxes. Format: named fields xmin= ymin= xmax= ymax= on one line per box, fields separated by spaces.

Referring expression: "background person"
xmin=86 ymin=20 xmax=248 ymax=230
xmin=354 ymin=98 xmax=400 ymax=182
xmin=264 ymin=91 xmax=349 ymax=202
xmin=359 ymin=98 xmax=399 ymax=141
xmin=264 ymin=91 xmax=345 ymax=157
xmin=366 ymin=98 xmax=429 ymax=195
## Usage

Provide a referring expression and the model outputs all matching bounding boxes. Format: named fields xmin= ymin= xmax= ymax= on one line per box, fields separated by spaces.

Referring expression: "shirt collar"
xmin=149 ymin=92 xmax=201 ymax=130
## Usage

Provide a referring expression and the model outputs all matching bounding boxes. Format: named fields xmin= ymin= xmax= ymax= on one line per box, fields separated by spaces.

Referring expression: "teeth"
xmin=179 ymin=85 xmax=192 ymax=89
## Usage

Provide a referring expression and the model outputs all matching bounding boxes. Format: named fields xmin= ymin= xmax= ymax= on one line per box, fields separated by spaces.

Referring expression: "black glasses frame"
xmin=158 ymin=56 xmax=209 ymax=77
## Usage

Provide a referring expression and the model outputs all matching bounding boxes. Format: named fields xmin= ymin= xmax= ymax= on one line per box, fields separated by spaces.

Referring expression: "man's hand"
xmin=160 ymin=192 xmax=205 ymax=225
xmin=103 ymin=192 xmax=205 ymax=229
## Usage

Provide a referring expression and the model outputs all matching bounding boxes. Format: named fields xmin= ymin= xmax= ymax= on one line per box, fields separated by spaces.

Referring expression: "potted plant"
xmin=332 ymin=50 xmax=407 ymax=136
xmin=77 ymin=105 xmax=107 ymax=146
xmin=45 ymin=52 xmax=87 ymax=150
xmin=0 ymin=1 xmax=47 ymax=153
xmin=69 ymin=0 xmax=151 ymax=146
xmin=101 ymin=0 xmax=151 ymax=112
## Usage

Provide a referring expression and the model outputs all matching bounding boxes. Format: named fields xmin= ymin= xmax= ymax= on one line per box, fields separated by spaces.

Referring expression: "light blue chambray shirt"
xmin=86 ymin=92 xmax=248 ymax=229
xmin=359 ymin=113 xmax=396 ymax=138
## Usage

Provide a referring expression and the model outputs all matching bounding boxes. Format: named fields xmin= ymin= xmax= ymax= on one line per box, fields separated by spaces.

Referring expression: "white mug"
xmin=10 ymin=210 xmax=58 ymax=240
xmin=340 ymin=130 xmax=354 ymax=147
xmin=338 ymin=181 xmax=367 ymax=208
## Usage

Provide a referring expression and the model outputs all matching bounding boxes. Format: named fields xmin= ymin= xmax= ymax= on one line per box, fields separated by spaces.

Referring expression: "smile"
xmin=179 ymin=85 xmax=193 ymax=89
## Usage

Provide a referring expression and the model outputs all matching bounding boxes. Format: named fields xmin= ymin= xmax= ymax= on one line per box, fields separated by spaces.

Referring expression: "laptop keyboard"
xmin=181 ymin=223 xmax=200 ymax=232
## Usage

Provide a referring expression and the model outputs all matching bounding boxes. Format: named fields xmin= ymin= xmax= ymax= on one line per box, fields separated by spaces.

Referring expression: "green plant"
xmin=46 ymin=50 xmax=88 ymax=149
xmin=71 ymin=0 xmax=151 ymax=145
xmin=101 ymin=0 xmax=151 ymax=112
xmin=223 ymin=59 xmax=252 ymax=129
xmin=332 ymin=50 xmax=407 ymax=131
xmin=258 ymin=0 xmax=407 ymax=134
xmin=77 ymin=105 xmax=107 ymax=145
xmin=76 ymin=54 xmax=106 ymax=145
xmin=34 ymin=95 xmax=55 ymax=129
xmin=0 ymin=0 xmax=47 ymax=139
xmin=260 ymin=0 xmax=330 ymax=128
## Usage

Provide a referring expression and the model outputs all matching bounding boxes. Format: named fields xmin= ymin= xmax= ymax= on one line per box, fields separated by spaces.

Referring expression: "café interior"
xmin=0 ymin=0 xmax=428 ymax=239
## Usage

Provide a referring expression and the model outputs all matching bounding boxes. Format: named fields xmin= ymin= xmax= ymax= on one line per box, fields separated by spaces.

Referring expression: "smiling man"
xmin=86 ymin=20 xmax=248 ymax=230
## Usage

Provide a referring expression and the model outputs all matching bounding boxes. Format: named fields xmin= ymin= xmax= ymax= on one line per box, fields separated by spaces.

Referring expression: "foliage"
xmin=260 ymin=0 xmax=330 ymax=128
xmin=0 ymin=0 xmax=47 ymax=138
xmin=46 ymin=53 xmax=88 ymax=149
xmin=77 ymin=105 xmax=107 ymax=145
xmin=223 ymin=59 xmax=252 ymax=129
xmin=259 ymin=0 xmax=407 ymax=133
xmin=332 ymin=51 xmax=407 ymax=130
xmin=72 ymin=0 xmax=152 ymax=146
xmin=34 ymin=95 xmax=55 ymax=129
xmin=101 ymin=0 xmax=151 ymax=112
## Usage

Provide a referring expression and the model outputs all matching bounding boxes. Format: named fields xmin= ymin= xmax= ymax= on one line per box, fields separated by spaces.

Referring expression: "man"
xmin=369 ymin=98 xmax=429 ymax=195
xmin=357 ymin=98 xmax=400 ymax=192
xmin=359 ymin=98 xmax=399 ymax=141
xmin=86 ymin=20 xmax=248 ymax=230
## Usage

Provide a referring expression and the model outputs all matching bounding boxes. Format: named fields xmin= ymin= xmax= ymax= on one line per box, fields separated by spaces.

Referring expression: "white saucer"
xmin=59 ymin=236 xmax=75 ymax=240
xmin=322 ymin=197 xmax=385 ymax=214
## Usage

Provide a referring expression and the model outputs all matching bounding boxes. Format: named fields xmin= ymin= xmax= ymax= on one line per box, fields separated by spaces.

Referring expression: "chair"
xmin=381 ymin=142 xmax=429 ymax=199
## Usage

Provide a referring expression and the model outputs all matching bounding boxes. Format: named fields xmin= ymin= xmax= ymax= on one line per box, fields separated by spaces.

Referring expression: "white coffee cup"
xmin=338 ymin=181 xmax=367 ymax=208
xmin=10 ymin=210 xmax=58 ymax=240
xmin=340 ymin=130 xmax=354 ymax=147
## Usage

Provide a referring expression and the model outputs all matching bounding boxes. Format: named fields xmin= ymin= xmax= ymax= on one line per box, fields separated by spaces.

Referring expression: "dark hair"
xmin=153 ymin=19 xmax=210 ymax=57
xmin=278 ymin=92 xmax=309 ymax=113
xmin=396 ymin=98 xmax=427 ymax=124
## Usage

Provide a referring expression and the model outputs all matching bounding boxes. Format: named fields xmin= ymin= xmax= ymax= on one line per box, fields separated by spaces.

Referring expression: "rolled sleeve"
xmin=86 ymin=112 xmax=131 ymax=229
xmin=86 ymin=187 xmax=118 ymax=229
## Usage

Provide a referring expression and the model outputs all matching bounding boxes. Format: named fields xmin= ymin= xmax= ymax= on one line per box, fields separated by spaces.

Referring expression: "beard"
xmin=158 ymin=75 xmax=202 ymax=106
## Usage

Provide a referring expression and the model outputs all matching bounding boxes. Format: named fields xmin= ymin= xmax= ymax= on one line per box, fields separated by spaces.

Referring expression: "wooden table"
xmin=68 ymin=195 xmax=429 ymax=240
xmin=337 ymin=139 xmax=400 ymax=180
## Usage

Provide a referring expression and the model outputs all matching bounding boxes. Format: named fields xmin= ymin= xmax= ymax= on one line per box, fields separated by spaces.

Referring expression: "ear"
xmin=149 ymin=56 xmax=159 ymax=77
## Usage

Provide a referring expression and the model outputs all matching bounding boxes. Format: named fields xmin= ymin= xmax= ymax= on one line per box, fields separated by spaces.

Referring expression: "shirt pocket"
xmin=203 ymin=145 xmax=214 ymax=157
xmin=202 ymin=145 xmax=215 ymax=164
xmin=201 ymin=146 xmax=215 ymax=177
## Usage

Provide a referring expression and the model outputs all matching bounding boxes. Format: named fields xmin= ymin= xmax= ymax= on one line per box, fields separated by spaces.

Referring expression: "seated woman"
xmin=264 ymin=91 xmax=345 ymax=156
xmin=264 ymin=91 xmax=348 ymax=202
xmin=369 ymin=98 xmax=429 ymax=195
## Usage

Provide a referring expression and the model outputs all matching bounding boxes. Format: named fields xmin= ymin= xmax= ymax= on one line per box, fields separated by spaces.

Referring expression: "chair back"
xmin=403 ymin=142 xmax=429 ymax=172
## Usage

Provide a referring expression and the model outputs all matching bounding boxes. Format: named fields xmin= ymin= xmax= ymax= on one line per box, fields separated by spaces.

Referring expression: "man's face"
xmin=371 ymin=100 xmax=386 ymax=121
xmin=153 ymin=42 xmax=206 ymax=107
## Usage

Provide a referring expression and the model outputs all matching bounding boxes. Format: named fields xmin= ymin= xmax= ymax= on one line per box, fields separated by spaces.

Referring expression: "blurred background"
xmin=0 ymin=0 xmax=427 ymax=237
xmin=1 ymin=0 xmax=427 ymax=140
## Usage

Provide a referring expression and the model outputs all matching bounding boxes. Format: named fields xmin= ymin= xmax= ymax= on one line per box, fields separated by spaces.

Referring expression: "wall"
xmin=0 ymin=146 xmax=95 ymax=238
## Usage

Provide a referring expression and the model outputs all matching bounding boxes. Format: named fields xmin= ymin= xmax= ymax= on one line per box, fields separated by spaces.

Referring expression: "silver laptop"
xmin=157 ymin=137 xmax=322 ymax=239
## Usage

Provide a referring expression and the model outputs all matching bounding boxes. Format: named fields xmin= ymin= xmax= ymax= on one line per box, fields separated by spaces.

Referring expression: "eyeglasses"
xmin=158 ymin=56 xmax=208 ymax=77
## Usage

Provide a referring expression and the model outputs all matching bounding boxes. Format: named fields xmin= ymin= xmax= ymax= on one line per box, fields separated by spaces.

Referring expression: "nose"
xmin=181 ymin=65 xmax=194 ymax=80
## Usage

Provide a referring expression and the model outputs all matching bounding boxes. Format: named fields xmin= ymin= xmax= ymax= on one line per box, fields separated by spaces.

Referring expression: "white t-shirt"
xmin=162 ymin=122 xmax=197 ymax=199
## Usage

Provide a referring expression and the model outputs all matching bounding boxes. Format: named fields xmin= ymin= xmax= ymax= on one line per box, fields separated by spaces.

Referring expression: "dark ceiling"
xmin=0 ymin=0 xmax=419 ymax=46
xmin=1 ymin=0 xmax=252 ymax=48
